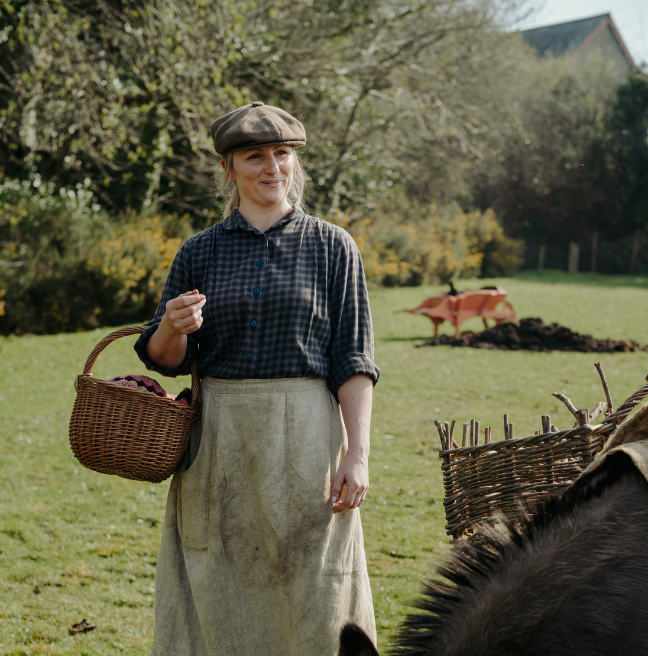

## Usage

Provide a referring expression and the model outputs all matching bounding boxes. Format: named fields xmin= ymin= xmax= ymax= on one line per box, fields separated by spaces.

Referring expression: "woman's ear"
xmin=222 ymin=159 xmax=236 ymax=182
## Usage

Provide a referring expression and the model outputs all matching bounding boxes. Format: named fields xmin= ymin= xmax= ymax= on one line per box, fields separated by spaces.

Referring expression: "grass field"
xmin=2 ymin=271 xmax=648 ymax=655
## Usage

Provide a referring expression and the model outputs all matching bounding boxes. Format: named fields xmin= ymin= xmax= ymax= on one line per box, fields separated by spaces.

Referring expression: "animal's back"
xmin=340 ymin=452 xmax=648 ymax=656
xmin=402 ymin=452 xmax=648 ymax=656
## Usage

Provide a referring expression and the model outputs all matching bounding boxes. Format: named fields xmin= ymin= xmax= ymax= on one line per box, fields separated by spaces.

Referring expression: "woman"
xmin=135 ymin=101 xmax=379 ymax=656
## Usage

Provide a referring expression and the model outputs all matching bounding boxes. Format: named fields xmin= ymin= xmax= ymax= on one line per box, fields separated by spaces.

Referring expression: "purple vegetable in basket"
xmin=108 ymin=375 xmax=191 ymax=406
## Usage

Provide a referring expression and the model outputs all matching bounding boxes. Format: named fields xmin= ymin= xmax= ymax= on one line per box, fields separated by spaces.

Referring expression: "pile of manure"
xmin=419 ymin=317 xmax=648 ymax=352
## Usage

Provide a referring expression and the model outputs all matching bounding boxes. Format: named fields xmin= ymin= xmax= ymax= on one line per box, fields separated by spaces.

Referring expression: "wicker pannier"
xmin=436 ymin=375 xmax=648 ymax=541
xmin=69 ymin=326 xmax=201 ymax=483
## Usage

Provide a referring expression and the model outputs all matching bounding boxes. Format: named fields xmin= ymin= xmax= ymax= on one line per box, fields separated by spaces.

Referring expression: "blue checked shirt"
xmin=134 ymin=207 xmax=379 ymax=396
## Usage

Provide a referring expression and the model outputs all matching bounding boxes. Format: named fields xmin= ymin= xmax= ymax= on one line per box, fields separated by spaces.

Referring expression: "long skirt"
xmin=151 ymin=377 xmax=376 ymax=656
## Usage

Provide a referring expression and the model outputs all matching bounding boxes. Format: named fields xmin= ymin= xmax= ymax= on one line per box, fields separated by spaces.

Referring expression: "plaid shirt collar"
xmin=222 ymin=206 xmax=304 ymax=234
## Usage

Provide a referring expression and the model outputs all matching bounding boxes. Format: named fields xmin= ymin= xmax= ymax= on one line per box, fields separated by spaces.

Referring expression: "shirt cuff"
xmin=328 ymin=352 xmax=380 ymax=398
xmin=133 ymin=322 xmax=196 ymax=378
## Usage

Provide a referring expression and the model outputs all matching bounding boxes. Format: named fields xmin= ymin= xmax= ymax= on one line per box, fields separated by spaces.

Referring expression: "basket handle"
xmin=80 ymin=325 xmax=201 ymax=408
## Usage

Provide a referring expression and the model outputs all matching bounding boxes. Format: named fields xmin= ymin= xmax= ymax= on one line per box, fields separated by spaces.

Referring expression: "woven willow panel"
xmin=438 ymin=378 xmax=648 ymax=540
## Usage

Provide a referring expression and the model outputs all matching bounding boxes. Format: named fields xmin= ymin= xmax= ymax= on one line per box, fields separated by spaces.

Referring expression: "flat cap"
xmin=211 ymin=102 xmax=306 ymax=156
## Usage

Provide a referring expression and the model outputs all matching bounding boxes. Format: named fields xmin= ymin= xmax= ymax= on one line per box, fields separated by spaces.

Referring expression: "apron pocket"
xmin=177 ymin=396 xmax=211 ymax=551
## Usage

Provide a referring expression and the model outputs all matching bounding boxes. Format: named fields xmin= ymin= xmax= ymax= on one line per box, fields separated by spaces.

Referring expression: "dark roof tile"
xmin=521 ymin=14 xmax=609 ymax=57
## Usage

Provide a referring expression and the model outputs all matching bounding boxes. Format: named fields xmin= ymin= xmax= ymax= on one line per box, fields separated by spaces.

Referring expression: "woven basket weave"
xmin=437 ymin=378 xmax=648 ymax=540
xmin=69 ymin=326 xmax=201 ymax=483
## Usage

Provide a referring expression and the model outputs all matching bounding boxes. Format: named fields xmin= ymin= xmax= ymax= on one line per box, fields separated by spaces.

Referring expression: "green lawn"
xmin=2 ymin=271 xmax=648 ymax=655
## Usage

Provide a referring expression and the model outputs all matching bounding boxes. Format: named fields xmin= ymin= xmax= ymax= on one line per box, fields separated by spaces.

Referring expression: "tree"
xmin=471 ymin=52 xmax=644 ymax=269
xmin=1 ymin=0 xmax=533 ymax=220
xmin=606 ymin=74 xmax=648 ymax=233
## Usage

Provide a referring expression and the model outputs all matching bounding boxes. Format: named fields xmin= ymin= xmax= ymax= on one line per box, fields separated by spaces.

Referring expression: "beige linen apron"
xmin=151 ymin=377 xmax=376 ymax=656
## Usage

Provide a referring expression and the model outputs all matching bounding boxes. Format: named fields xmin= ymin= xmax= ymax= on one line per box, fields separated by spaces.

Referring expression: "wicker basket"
xmin=437 ymin=377 xmax=648 ymax=540
xmin=69 ymin=326 xmax=201 ymax=483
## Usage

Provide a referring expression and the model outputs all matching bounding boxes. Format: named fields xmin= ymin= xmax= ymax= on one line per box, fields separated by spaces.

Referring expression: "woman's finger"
xmin=331 ymin=468 xmax=346 ymax=505
xmin=180 ymin=299 xmax=206 ymax=317
xmin=184 ymin=317 xmax=203 ymax=334
xmin=179 ymin=289 xmax=200 ymax=298
xmin=347 ymin=486 xmax=366 ymax=509
xmin=165 ymin=308 xmax=202 ymax=333
xmin=169 ymin=300 xmax=206 ymax=322
xmin=335 ymin=484 xmax=360 ymax=513
xmin=174 ymin=315 xmax=203 ymax=335
xmin=177 ymin=311 xmax=202 ymax=329
xmin=167 ymin=292 xmax=205 ymax=312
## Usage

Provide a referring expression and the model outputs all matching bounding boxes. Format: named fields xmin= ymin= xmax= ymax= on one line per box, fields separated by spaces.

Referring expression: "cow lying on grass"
xmin=339 ymin=446 xmax=648 ymax=656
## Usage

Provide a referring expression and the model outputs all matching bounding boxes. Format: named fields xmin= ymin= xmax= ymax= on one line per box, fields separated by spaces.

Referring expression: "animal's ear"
xmin=338 ymin=623 xmax=379 ymax=656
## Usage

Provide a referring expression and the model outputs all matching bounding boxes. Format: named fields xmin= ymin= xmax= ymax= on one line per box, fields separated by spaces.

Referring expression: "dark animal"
xmin=340 ymin=451 xmax=648 ymax=656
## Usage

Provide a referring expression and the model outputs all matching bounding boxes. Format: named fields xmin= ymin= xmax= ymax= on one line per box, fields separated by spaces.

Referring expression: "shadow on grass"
xmin=513 ymin=270 xmax=648 ymax=289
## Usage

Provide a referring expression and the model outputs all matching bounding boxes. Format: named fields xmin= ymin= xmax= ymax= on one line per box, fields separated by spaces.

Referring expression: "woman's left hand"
xmin=331 ymin=451 xmax=368 ymax=514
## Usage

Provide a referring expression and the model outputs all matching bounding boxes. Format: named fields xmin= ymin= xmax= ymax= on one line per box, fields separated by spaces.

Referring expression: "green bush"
xmin=0 ymin=178 xmax=105 ymax=334
xmin=85 ymin=210 xmax=194 ymax=325
xmin=480 ymin=225 xmax=526 ymax=277
xmin=0 ymin=179 xmax=194 ymax=335
xmin=334 ymin=202 xmax=525 ymax=287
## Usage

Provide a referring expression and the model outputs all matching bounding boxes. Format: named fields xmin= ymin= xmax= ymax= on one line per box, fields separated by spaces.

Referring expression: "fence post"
xmin=538 ymin=244 xmax=546 ymax=271
xmin=568 ymin=241 xmax=579 ymax=273
xmin=630 ymin=230 xmax=642 ymax=274
xmin=591 ymin=231 xmax=598 ymax=273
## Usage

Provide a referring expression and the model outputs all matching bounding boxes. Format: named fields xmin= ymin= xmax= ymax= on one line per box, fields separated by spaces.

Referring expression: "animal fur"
xmin=340 ymin=451 xmax=648 ymax=656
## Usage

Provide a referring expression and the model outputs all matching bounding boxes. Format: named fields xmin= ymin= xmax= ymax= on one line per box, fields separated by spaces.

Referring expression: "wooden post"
xmin=630 ymin=229 xmax=641 ymax=274
xmin=591 ymin=231 xmax=598 ymax=273
xmin=568 ymin=241 xmax=579 ymax=273
xmin=434 ymin=420 xmax=447 ymax=450
xmin=542 ymin=414 xmax=553 ymax=483
xmin=538 ymin=244 xmax=546 ymax=271
xmin=542 ymin=415 xmax=551 ymax=433
xmin=577 ymin=408 xmax=592 ymax=467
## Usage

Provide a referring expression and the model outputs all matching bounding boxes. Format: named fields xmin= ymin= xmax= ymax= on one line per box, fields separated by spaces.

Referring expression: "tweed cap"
xmin=211 ymin=102 xmax=306 ymax=156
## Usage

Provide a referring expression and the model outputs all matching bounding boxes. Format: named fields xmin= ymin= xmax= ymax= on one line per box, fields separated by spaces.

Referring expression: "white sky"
xmin=518 ymin=0 xmax=648 ymax=67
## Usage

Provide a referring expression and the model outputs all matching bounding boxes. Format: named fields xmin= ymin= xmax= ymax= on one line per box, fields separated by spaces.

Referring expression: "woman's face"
xmin=226 ymin=144 xmax=294 ymax=210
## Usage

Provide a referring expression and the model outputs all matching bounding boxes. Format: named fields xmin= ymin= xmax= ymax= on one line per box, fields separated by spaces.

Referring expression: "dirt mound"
xmin=420 ymin=318 xmax=647 ymax=353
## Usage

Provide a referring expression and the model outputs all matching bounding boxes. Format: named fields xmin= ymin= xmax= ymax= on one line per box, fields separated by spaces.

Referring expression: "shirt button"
xmin=256 ymin=259 xmax=263 ymax=266
xmin=246 ymin=353 xmax=254 ymax=361
xmin=250 ymin=320 xmax=258 ymax=328
xmin=253 ymin=287 xmax=260 ymax=295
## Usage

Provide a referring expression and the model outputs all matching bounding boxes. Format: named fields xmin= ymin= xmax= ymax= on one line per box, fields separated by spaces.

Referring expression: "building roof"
xmin=521 ymin=13 xmax=635 ymax=70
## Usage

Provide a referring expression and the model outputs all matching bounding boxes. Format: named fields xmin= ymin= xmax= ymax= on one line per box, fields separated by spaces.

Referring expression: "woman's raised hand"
xmin=162 ymin=289 xmax=206 ymax=335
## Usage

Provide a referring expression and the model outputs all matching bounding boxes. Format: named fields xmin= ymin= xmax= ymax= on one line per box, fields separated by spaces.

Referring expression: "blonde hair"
xmin=220 ymin=147 xmax=309 ymax=218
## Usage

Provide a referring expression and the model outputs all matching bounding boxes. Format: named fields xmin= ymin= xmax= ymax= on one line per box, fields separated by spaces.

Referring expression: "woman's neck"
xmin=237 ymin=199 xmax=294 ymax=233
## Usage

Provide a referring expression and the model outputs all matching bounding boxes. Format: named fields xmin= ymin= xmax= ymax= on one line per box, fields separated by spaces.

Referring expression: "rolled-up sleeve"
xmin=327 ymin=231 xmax=380 ymax=396
xmin=134 ymin=237 xmax=198 ymax=377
